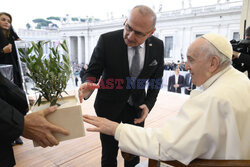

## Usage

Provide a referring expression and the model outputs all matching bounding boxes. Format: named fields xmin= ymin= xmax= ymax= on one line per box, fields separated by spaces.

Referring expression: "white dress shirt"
xmin=174 ymin=74 xmax=179 ymax=91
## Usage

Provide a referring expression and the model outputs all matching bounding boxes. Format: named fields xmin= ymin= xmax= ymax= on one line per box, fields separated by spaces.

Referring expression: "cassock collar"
xmin=200 ymin=65 xmax=232 ymax=91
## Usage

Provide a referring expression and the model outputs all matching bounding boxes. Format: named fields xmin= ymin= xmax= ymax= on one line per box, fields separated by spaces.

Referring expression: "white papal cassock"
xmin=115 ymin=66 xmax=250 ymax=165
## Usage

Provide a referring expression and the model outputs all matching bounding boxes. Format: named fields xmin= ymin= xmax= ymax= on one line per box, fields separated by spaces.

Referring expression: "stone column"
xmin=240 ymin=0 xmax=250 ymax=39
xmin=69 ymin=36 xmax=78 ymax=64
xmin=77 ymin=36 xmax=85 ymax=64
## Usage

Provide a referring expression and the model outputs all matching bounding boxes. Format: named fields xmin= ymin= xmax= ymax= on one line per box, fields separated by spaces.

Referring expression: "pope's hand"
xmin=22 ymin=106 xmax=69 ymax=148
xmin=83 ymin=115 xmax=119 ymax=136
xmin=79 ymin=82 xmax=99 ymax=103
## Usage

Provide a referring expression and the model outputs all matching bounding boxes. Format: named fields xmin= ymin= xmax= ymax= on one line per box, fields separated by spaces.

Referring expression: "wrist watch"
xmin=0 ymin=49 xmax=4 ymax=55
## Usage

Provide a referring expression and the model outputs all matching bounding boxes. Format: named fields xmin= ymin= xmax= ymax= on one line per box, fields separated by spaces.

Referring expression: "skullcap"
xmin=202 ymin=33 xmax=232 ymax=59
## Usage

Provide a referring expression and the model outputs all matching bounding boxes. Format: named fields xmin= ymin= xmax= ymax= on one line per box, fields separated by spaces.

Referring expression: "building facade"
xmin=18 ymin=0 xmax=242 ymax=65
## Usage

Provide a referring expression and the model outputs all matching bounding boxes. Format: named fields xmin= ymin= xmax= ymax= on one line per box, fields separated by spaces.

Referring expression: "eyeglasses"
xmin=124 ymin=23 xmax=149 ymax=38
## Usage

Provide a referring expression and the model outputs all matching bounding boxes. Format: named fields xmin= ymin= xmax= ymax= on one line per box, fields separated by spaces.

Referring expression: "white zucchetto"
xmin=202 ymin=33 xmax=233 ymax=59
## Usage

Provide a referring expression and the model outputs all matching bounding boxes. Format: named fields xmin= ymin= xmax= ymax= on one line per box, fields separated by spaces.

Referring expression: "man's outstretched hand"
xmin=79 ymin=82 xmax=99 ymax=103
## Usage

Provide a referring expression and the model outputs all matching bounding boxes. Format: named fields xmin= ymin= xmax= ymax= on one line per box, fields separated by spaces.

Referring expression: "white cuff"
xmin=114 ymin=123 xmax=124 ymax=141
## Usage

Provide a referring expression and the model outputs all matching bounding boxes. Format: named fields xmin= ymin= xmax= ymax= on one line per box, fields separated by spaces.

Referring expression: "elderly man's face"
xmin=185 ymin=38 xmax=211 ymax=86
xmin=123 ymin=8 xmax=155 ymax=47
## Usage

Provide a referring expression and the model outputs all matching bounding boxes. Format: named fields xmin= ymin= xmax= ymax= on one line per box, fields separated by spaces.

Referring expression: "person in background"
xmin=79 ymin=5 xmax=164 ymax=167
xmin=79 ymin=64 xmax=88 ymax=84
xmin=0 ymin=12 xmax=22 ymax=88
xmin=83 ymin=33 xmax=250 ymax=165
xmin=75 ymin=76 xmax=79 ymax=87
xmin=167 ymin=67 xmax=184 ymax=93
xmin=170 ymin=62 xmax=176 ymax=70
xmin=0 ymin=72 xmax=69 ymax=166
xmin=184 ymin=72 xmax=196 ymax=95
xmin=164 ymin=61 xmax=170 ymax=70
xmin=179 ymin=61 xmax=186 ymax=71
xmin=0 ymin=12 xmax=24 ymax=146
xmin=232 ymin=26 xmax=250 ymax=79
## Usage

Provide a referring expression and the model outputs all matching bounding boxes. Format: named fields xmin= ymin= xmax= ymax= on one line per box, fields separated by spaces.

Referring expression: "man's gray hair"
xmin=200 ymin=37 xmax=232 ymax=68
xmin=133 ymin=5 xmax=157 ymax=28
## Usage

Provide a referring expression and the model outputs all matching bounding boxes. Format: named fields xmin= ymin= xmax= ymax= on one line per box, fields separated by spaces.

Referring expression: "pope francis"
xmin=82 ymin=33 xmax=250 ymax=165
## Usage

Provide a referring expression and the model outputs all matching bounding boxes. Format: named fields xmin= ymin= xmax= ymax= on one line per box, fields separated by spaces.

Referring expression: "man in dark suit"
xmin=79 ymin=5 xmax=164 ymax=167
xmin=167 ymin=67 xmax=184 ymax=93
xmin=184 ymin=72 xmax=196 ymax=95
xmin=0 ymin=72 xmax=69 ymax=166
xmin=79 ymin=64 xmax=88 ymax=83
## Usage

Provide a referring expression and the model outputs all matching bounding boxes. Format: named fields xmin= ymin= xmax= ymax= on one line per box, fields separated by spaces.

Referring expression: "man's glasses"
xmin=124 ymin=23 xmax=149 ymax=38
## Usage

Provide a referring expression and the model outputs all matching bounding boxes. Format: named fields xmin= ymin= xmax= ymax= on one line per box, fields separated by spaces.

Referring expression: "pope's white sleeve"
xmin=114 ymin=123 xmax=173 ymax=161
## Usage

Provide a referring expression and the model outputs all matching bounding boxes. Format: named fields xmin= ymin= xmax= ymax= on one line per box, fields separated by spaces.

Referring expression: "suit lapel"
xmin=121 ymin=36 xmax=129 ymax=77
xmin=138 ymin=38 xmax=153 ymax=78
xmin=143 ymin=39 xmax=151 ymax=69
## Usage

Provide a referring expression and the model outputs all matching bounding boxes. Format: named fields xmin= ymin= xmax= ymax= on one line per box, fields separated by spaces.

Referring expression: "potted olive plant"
xmin=18 ymin=40 xmax=71 ymax=106
xmin=16 ymin=40 xmax=85 ymax=145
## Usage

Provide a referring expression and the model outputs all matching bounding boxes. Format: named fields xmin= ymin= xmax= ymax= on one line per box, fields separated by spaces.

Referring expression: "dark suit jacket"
xmin=0 ymin=72 xmax=28 ymax=166
xmin=184 ymin=73 xmax=196 ymax=95
xmin=83 ymin=29 xmax=164 ymax=121
xmin=0 ymin=27 xmax=23 ymax=89
xmin=168 ymin=74 xmax=184 ymax=93
xmin=79 ymin=67 xmax=86 ymax=83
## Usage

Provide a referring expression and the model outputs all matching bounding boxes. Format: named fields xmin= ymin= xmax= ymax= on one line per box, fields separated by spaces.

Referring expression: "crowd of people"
xmin=71 ymin=63 xmax=89 ymax=87
xmin=164 ymin=60 xmax=186 ymax=71
xmin=1 ymin=5 xmax=250 ymax=167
